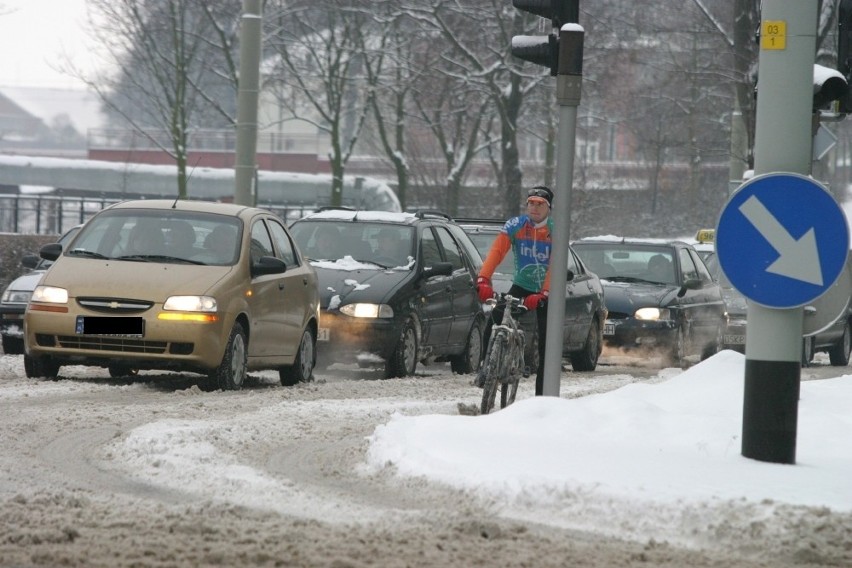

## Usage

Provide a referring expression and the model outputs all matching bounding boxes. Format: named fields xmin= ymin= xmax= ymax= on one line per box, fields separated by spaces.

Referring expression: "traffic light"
xmin=813 ymin=64 xmax=849 ymax=111
xmin=511 ymin=0 xmax=579 ymax=76
xmin=838 ymin=0 xmax=852 ymax=112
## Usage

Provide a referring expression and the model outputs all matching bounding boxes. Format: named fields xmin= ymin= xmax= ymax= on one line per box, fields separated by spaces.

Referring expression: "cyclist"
xmin=476 ymin=185 xmax=554 ymax=396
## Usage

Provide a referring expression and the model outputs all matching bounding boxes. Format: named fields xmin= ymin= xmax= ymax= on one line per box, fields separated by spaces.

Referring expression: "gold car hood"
xmin=41 ymin=257 xmax=235 ymax=299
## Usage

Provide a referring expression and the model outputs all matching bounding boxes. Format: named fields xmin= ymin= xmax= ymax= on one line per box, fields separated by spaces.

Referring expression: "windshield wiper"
xmin=67 ymin=249 xmax=108 ymax=260
xmin=116 ymin=254 xmax=205 ymax=265
xmin=356 ymin=258 xmax=390 ymax=268
xmin=605 ymin=275 xmax=659 ymax=285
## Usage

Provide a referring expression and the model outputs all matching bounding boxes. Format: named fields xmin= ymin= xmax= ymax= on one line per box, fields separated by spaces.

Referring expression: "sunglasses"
xmin=527 ymin=188 xmax=551 ymax=200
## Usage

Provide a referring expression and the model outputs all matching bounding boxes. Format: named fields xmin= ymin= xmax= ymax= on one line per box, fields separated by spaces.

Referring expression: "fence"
xmin=0 ymin=194 xmax=322 ymax=235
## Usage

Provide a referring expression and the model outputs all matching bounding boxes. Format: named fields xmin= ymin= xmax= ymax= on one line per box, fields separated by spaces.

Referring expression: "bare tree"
xmin=84 ymin=0 xmax=241 ymax=198
xmin=406 ymin=0 xmax=546 ymax=217
xmin=264 ymin=0 xmax=380 ymax=207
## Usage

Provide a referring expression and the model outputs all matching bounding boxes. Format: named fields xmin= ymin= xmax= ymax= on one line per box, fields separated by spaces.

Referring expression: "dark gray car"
xmin=572 ymin=238 xmax=726 ymax=368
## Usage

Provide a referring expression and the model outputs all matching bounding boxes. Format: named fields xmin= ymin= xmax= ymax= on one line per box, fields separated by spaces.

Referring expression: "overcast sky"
xmin=0 ymin=0 xmax=97 ymax=89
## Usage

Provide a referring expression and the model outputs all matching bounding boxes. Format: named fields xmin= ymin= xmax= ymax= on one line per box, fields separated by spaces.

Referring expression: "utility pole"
xmin=717 ymin=1 xmax=851 ymax=465
xmin=511 ymin=0 xmax=582 ymax=398
xmin=234 ymin=0 xmax=263 ymax=206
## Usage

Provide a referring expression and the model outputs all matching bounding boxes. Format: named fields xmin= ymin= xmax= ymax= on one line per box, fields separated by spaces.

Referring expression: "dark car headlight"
xmin=340 ymin=303 xmax=394 ymax=318
xmin=634 ymin=307 xmax=671 ymax=321
xmin=2 ymin=290 xmax=32 ymax=304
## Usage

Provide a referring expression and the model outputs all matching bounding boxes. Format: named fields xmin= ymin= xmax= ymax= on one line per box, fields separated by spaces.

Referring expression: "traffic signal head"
xmin=813 ymin=63 xmax=849 ymax=111
xmin=511 ymin=0 xmax=578 ymax=74
xmin=511 ymin=34 xmax=559 ymax=76
xmin=512 ymin=0 xmax=578 ymax=29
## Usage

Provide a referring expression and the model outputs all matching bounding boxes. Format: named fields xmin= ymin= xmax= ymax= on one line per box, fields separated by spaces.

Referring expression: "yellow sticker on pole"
xmin=761 ymin=20 xmax=786 ymax=50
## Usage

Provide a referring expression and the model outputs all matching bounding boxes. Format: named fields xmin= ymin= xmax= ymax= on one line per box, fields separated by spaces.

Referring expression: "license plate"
xmin=723 ymin=334 xmax=745 ymax=345
xmin=317 ymin=327 xmax=330 ymax=341
xmin=76 ymin=316 xmax=144 ymax=337
xmin=604 ymin=322 xmax=615 ymax=336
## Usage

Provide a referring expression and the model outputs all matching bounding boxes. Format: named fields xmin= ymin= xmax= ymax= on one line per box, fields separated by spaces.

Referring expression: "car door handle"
xmin=279 ymin=281 xmax=286 ymax=290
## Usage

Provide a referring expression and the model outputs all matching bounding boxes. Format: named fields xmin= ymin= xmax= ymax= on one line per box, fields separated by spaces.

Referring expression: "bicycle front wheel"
xmin=499 ymin=341 xmax=523 ymax=409
xmin=480 ymin=332 xmax=507 ymax=415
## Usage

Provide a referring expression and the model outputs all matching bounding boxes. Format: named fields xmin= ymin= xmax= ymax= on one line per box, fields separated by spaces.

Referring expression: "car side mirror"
xmin=39 ymin=243 xmax=63 ymax=262
xmin=677 ymin=278 xmax=703 ymax=297
xmin=566 ymin=269 xmax=575 ymax=282
xmin=422 ymin=261 xmax=453 ymax=278
xmin=21 ymin=253 xmax=41 ymax=269
xmin=252 ymin=255 xmax=287 ymax=277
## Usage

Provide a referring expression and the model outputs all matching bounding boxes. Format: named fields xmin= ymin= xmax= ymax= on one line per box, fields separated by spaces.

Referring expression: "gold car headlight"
xmin=160 ymin=296 xmax=218 ymax=322
xmin=163 ymin=295 xmax=217 ymax=312
xmin=634 ymin=307 xmax=671 ymax=321
xmin=339 ymin=303 xmax=394 ymax=318
xmin=31 ymin=286 xmax=68 ymax=304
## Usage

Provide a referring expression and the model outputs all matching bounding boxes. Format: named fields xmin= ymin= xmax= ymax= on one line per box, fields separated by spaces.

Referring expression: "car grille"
xmin=607 ymin=311 xmax=630 ymax=320
xmin=55 ymin=335 xmax=167 ymax=353
xmin=76 ymin=297 xmax=154 ymax=314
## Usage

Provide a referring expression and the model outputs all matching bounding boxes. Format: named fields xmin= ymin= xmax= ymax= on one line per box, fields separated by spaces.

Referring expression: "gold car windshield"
xmin=67 ymin=210 xmax=243 ymax=266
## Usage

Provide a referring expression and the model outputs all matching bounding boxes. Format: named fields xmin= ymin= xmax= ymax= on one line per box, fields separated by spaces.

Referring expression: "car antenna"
xmin=172 ymin=157 xmax=203 ymax=208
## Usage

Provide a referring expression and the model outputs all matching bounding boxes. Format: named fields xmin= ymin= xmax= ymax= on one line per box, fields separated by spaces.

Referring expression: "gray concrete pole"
xmin=542 ymin=25 xmax=584 ymax=397
xmin=742 ymin=0 xmax=816 ymax=464
xmin=234 ymin=0 xmax=263 ymax=206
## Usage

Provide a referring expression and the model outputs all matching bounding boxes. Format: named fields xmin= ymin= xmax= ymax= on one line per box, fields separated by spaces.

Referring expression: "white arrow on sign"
xmin=739 ymin=195 xmax=823 ymax=286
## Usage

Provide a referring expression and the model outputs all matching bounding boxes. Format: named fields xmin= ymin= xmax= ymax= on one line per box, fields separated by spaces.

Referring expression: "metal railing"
xmin=0 ymin=193 xmax=320 ymax=235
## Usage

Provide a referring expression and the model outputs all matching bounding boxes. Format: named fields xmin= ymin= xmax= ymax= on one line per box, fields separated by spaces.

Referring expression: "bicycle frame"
xmin=480 ymin=294 xmax=527 ymax=414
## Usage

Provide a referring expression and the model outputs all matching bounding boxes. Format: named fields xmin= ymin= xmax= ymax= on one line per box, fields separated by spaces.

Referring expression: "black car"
xmin=289 ymin=209 xmax=487 ymax=377
xmin=457 ymin=219 xmax=608 ymax=372
xmin=702 ymin=246 xmax=852 ymax=367
xmin=572 ymin=237 xmax=726 ymax=367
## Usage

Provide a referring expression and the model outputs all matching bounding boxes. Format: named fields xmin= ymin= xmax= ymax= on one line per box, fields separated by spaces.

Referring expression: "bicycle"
xmin=480 ymin=294 xmax=527 ymax=415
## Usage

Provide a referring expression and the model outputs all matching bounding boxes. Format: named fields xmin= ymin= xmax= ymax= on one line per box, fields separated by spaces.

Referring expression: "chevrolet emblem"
xmin=109 ymin=301 xmax=120 ymax=309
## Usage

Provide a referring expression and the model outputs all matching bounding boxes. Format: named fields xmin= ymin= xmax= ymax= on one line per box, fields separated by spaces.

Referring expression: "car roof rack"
xmin=453 ymin=217 xmax=504 ymax=225
xmin=316 ymin=206 xmax=356 ymax=212
xmin=411 ymin=209 xmax=453 ymax=221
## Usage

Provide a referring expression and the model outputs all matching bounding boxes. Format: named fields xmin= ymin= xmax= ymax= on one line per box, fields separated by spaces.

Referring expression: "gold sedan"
xmin=24 ymin=200 xmax=319 ymax=390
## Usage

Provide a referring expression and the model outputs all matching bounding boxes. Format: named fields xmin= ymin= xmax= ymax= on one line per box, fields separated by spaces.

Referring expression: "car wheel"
xmin=280 ymin=328 xmax=316 ymax=386
xmin=667 ymin=324 xmax=686 ymax=368
xmin=524 ymin=326 xmax=540 ymax=373
xmin=828 ymin=320 xmax=852 ymax=366
xmin=570 ymin=316 xmax=601 ymax=372
xmin=450 ymin=317 xmax=484 ymax=374
xmin=207 ymin=322 xmax=247 ymax=391
xmin=801 ymin=335 xmax=815 ymax=368
xmin=701 ymin=320 xmax=724 ymax=360
xmin=2 ymin=334 xmax=24 ymax=355
xmin=23 ymin=354 xmax=60 ymax=379
xmin=385 ymin=317 xmax=419 ymax=378
xmin=108 ymin=365 xmax=139 ymax=379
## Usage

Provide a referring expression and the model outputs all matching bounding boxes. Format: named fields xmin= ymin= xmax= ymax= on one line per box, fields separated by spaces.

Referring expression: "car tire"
xmin=801 ymin=336 xmax=814 ymax=368
xmin=2 ymin=334 xmax=24 ymax=355
xmin=207 ymin=322 xmax=247 ymax=391
xmin=667 ymin=324 xmax=686 ymax=368
xmin=385 ymin=317 xmax=419 ymax=378
xmin=23 ymin=354 xmax=60 ymax=379
xmin=108 ymin=365 xmax=139 ymax=379
xmin=280 ymin=328 xmax=316 ymax=386
xmin=571 ymin=316 xmax=601 ymax=372
xmin=701 ymin=320 xmax=724 ymax=361
xmin=450 ymin=317 xmax=484 ymax=375
xmin=828 ymin=320 xmax=852 ymax=366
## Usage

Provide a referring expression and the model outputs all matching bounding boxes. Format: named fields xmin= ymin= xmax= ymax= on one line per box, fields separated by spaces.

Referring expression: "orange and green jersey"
xmin=479 ymin=215 xmax=553 ymax=293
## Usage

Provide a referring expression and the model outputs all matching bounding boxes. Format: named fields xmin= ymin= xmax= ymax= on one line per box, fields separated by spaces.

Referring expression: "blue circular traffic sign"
xmin=716 ymin=173 xmax=849 ymax=308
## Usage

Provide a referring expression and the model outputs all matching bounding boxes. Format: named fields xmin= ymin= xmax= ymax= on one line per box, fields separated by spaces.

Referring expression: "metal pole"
xmin=742 ymin=0 xmax=816 ymax=464
xmin=542 ymin=25 xmax=584 ymax=397
xmin=234 ymin=0 xmax=263 ymax=206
